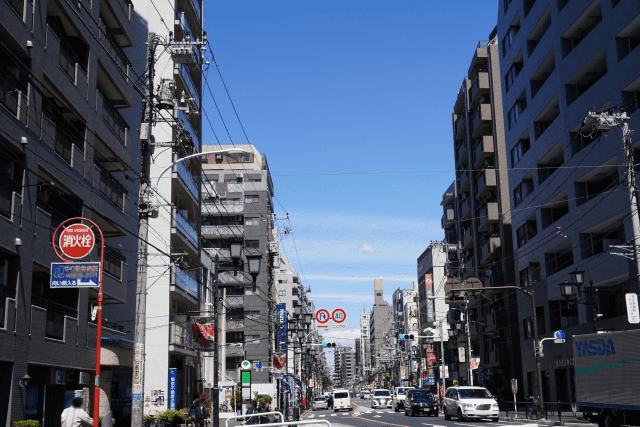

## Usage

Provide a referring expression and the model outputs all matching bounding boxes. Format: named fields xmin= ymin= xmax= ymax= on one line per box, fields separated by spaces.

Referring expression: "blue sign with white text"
xmin=50 ymin=262 xmax=100 ymax=288
xmin=169 ymin=368 xmax=177 ymax=410
xmin=277 ymin=304 xmax=287 ymax=352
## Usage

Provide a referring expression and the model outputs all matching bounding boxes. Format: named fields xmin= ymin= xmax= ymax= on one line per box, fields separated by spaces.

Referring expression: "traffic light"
xmin=322 ymin=342 xmax=336 ymax=348
xmin=398 ymin=334 xmax=415 ymax=340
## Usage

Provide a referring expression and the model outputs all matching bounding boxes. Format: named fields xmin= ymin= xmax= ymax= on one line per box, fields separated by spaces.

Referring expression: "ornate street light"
xmin=559 ymin=280 xmax=574 ymax=300
xmin=246 ymin=254 xmax=261 ymax=292
xmin=569 ymin=270 xmax=585 ymax=292
xmin=229 ymin=241 xmax=243 ymax=276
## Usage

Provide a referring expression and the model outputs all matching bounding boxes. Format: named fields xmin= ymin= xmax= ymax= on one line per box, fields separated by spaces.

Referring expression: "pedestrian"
xmin=189 ymin=399 xmax=206 ymax=427
xmin=327 ymin=394 xmax=334 ymax=410
xmin=258 ymin=403 xmax=268 ymax=424
xmin=61 ymin=397 xmax=93 ymax=427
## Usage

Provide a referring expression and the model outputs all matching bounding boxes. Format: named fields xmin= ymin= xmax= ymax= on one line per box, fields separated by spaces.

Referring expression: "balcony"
xmin=98 ymin=90 xmax=129 ymax=146
xmin=456 ymin=141 xmax=468 ymax=167
xmin=441 ymin=207 xmax=455 ymax=229
xmin=227 ymin=183 xmax=244 ymax=193
xmin=471 ymin=104 xmax=493 ymax=138
xmin=458 ymin=169 xmax=470 ymax=193
xmin=31 ymin=295 xmax=78 ymax=341
xmin=227 ymin=296 xmax=243 ymax=307
xmin=98 ymin=19 xmax=131 ymax=80
xmin=176 ymin=109 xmax=200 ymax=149
xmin=201 ymin=225 xmax=244 ymax=238
xmin=477 ymin=202 xmax=499 ymax=232
xmin=201 ymin=201 xmax=244 ymax=216
xmin=172 ymin=266 xmax=198 ymax=298
xmin=454 ymin=115 xmax=466 ymax=141
xmin=219 ymin=272 xmax=250 ymax=286
xmin=226 ymin=343 xmax=245 ymax=356
xmin=203 ymin=247 xmax=230 ymax=261
xmin=170 ymin=321 xmax=194 ymax=349
xmin=177 ymin=160 xmax=198 ymax=200
xmin=463 ymin=227 xmax=473 ymax=250
xmin=460 ymin=197 xmax=471 ymax=221
xmin=174 ymin=209 xmax=198 ymax=248
xmin=469 ymin=71 xmax=490 ymax=106
xmin=225 ymin=370 xmax=240 ymax=382
xmin=473 ymin=136 xmax=495 ymax=168
xmin=94 ymin=161 xmax=127 ymax=211
xmin=475 ymin=168 xmax=496 ymax=199
xmin=175 ymin=12 xmax=196 ymax=42
xmin=480 ymin=237 xmax=501 ymax=264
xmin=176 ymin=63 xmax=200 ymax=108
xmin=226 ymin=319 xmax=244 ymax=330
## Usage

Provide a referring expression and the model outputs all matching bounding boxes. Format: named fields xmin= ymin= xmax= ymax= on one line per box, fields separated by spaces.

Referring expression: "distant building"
xmin=369 ymin=278 xmax=392 ymax=386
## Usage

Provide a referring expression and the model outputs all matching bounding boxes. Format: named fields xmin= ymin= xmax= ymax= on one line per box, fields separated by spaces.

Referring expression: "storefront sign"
xmin=169 ymin=368 xmax=177 ymax=410
xmin=277 ymin=304 xmax=287 ymax=352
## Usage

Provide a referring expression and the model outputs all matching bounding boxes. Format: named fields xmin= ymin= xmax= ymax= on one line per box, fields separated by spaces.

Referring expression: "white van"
xmin=332 ymin=389 xmax=353 ymax=412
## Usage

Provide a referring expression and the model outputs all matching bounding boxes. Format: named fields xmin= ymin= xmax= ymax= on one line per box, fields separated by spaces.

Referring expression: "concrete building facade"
xmin=497 ymin=0 xmax=640 ymax=403
xmin=369 ymin=278 xmax=392 ymax=386
xmin=0 ymin=0 xmax=143 ymax=423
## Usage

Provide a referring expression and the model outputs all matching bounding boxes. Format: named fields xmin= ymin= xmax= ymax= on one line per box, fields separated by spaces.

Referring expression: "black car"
xmin=404 ymin=389 xmax=439 ymax=417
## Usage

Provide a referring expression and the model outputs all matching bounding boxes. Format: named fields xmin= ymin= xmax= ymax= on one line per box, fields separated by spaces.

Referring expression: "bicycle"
xmin=219 ymin=402 xmax=232 ymax=412
xmin=143 ymin=418 xmax=165 ymax=427
xmin=526 ymin=396 xmax=542 ymax=420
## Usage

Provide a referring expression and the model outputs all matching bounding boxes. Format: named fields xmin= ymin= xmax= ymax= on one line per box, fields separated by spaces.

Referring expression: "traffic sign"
xmin=241 ymin=360 xmax=251 ymax=370
xmin=255 ymin=361 xmax=263 ymax=371
xmin=428 ymin=353 xmax=437 ymax=362
xmin=554 ymin=330 xmax=566 ymax=343
xmin=50 ymin=262 xmax=100 ymax=288
xmin=470 ymin=358 xmax=480 ymax=369
xmin=316 ymin=309 xmax=330 ymax=324
xmin=59 ymin=224 xmax=95 ymax=259
xmin=332 ymin=308 xmax=346 ymax=323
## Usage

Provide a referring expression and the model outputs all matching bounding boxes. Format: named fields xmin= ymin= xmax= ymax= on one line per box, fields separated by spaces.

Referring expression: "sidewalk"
xmin=499 ymin=410 xmax=597 ymax=426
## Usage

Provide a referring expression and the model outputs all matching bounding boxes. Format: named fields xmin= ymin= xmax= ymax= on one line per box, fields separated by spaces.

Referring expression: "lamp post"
xmin=561 ymin=270 xmax=600 ymax=333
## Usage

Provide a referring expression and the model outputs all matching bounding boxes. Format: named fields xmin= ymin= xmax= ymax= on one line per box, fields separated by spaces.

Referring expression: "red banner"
xmin=191 ymin=323 xmax=214 ymax=348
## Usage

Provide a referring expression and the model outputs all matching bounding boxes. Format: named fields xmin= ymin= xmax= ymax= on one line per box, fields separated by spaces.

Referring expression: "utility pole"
xmin=213 ymin=255 xmax=220 ymax=427
xmin=131 ymin=32 xmax=156 ymax=427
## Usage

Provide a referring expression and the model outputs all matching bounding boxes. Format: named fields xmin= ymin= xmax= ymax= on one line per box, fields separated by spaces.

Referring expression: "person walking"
xmin=61 ymin=397 xmax=93 ymax=427
xmin=189 ymin=399 xmax=206 ymax=427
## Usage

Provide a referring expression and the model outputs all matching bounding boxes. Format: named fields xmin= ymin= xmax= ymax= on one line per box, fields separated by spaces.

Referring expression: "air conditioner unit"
xmin=236 ymin=173 xmax=243 ymax=178
xmin=216 ymin=154 xmax=223 ymax=159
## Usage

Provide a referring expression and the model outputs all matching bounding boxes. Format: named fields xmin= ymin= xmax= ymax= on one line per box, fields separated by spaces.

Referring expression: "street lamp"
xmin=559 ymin=280 xmax=574 ymax=300
xmin=569 ymin=270 xmax=584 ymax=289
xmin=246 ymin=254 xmax=261 ymax=292
xmin=229 ymin=241 xmax=243 ymax=276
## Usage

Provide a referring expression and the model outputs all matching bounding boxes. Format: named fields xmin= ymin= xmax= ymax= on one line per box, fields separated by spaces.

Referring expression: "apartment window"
xmin=537 ymin=144 xmax=564 ymax=184
xmin=524 ymin=0 xmax=537 ymax=17
xmin=507 ymin=93 xmax=527 ymax=129
xmin=104 ymin=246 xmax=125 ymax=280
xmin=278 ymin=290 xmax=286 ymax=296
xmin=523 ymin=317 xmax=533 ymax=339
xmin=616 ymin=17 xmax=640 ymax=61
xmin=95 ymin=161 xmax=126 ymax=210
xmin=502 ymin=24 xmax=520 ymax=56
xmin=247 ymin=335 xmax=260 ymax=344
xmin=570 ymin=129 xmax=602 ymax=155
xmin=534 ymin=96 xmax=559 ymax=140
xmin=622 ymin=90 xmax=640 ymax=115
xmin=527 ymin=8 xmax=551 ymax=57
xmin=245 ymin=310 xmax=259 ymax=319
xmin=561 ymin=2 xmax=602 ymax=58
xmin=566 ymin=50 xmax=608 ymax=105
xmin=516 ymin=220 xmax=537 ymax=248
xmin=531 ymin=51 xmax=556 ymax=98
xmin=244 ymin=194 xmax=259 ymax=203
xmin=0 ymin=150 xmax=24 ymax=219
xmin=575 ymin=168 xmax=618 ymax=206
xmin=511 ymin=138 xmax=530 ymax=167
xmin=505 ymin=55 xmax=524 ymax=92
xmin=513 ymin=179 xmax=534 ymax=207
xmin=245 ymin=240 xmax=259 ymax=248
xmin=245 ymin=217 xmax=258 ymax=226
xmin=580 ymin=225 xmax=625 ymax=259
xmin=519 ymin=263 xmax=541 ymax=288
xmin=545 ymin=247 xmax=574 ymax=276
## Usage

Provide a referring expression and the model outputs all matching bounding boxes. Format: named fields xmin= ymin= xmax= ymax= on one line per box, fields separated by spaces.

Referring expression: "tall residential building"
xmin=0 ymin=0 xmax=143 ymax=423
xmin=392 ymin=287 xmax=417 ymax=384
xmin=334 ymin=346 xmax=356 ymax=389
xmin=357 ymin=313 xmax=371 ymax=383
xmin=449 ymin=29 xmax=522 ymax=392
xmin=201 ymin=144 xmax=276 ymax=391
xmin=369 ymin=278 xmax=392 ymax=385
xmin=497 ymin=0 xmax=640 ymax=402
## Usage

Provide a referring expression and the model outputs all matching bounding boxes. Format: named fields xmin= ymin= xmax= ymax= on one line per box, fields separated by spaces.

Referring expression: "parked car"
xmin=371 ymin=389 xmax=392 ymax=408
xmin=393 ymin=387 xmax=412 ymax=412
xmin=332 ymin=389 xmax=353 ymax=412
xmin=404 ymin=388 xmax=438 ymax=417
xmin=312 ymin=396 xmax=328 ymax=411
xmin=443 ymin=386 xmax=499 ymax=422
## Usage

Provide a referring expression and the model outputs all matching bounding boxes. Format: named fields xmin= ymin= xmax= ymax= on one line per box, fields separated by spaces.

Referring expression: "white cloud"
xmin=304 ymin=274 xmax=415 ymax=283
xmin=358 ymin=244 xmax=375 ymax=254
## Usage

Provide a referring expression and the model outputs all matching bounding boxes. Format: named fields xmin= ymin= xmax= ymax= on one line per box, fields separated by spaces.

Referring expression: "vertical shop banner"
xmin=425 ymin=274 xmax=434 ymax=323
xmin=277 ymin=304 xmax=287 ymax=352
xmin=168 ymin=368 xmax=177 ymax=410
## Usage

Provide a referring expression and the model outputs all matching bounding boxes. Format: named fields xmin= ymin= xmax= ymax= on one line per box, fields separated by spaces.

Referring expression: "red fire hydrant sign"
xmin=59 ymin=224 xmax=95 ymax=259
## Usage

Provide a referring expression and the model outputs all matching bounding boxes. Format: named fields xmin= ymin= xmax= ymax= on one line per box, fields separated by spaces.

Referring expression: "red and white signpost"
xmin=53 ymin=218 xmax=104 ymax=427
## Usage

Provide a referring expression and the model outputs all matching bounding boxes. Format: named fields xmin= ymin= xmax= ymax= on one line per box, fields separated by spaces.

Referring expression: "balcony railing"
xmin=99 ymin=89 xmax=128 ymax=145
xmin=174 ymin=210 xmax=198 ymax=248
xmin=201 ymin=225 xmax=244 ymax=238
xmin=202 ymin=201 xmax=243 ymax=216
xmin=227 ymin=296 xmax=243 ymax=306
xmin=99 ymin=18 xmax=131 ymax=78
xmin=170 ymin=321 xmax=194 ymax=348
xmin=226 ymin=319 xmax=244 ymax=330
xmin=31 ymin=295 xmax=77 ymax=340
xmin=173 ymin=265 xmax=198 ymax=298
xmin=177 ymin=160 xmax=198 ymax=199
xmin=176 ymin=12 xmax=196 ymax=41
xmin=226 ymin=343 xmax=245 ymax=356
xmin=219 ymin=272 xmax=249 ymax=286
xmin=0 ymin=63 xmax=28 ymax=119
xmin=176 ymin=109 xmax=200 ymax=149
xmin=94 ymin=161 xmax=127 ymax=210
xmin=177 ymin=63 xmax=200 ymax=108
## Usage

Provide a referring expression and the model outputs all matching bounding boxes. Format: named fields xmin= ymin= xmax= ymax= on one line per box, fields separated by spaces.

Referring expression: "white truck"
xmin=574 ymin=329 xmax=640 ymax=427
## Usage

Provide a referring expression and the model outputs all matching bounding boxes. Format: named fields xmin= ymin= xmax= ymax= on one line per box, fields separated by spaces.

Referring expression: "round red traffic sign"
xmin=332 ymin=308 xmax=346 ymax=324
xmin=316 ymin=309 xmax=330 ymax=324
xmin=59 ymin=224 xmax=95 ymax=259
xmin=428 ymin=353 xmax=437 ymax=362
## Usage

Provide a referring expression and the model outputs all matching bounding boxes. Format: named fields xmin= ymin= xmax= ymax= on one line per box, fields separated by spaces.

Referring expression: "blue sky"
xmin=203 ymin=1 xmax=498 ymax=344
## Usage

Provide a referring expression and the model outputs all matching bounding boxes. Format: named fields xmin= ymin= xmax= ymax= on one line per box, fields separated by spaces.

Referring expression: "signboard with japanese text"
xmin=626 ymin=293 xmax=639 ymax=323
xmin=50 ymin=262 xmax=100 ymax=288
xmin=168 ymin=369 xmax=177 ymax=410
xmin=458 ymin=347 xmax=466 ymax=363
xmin=58 ymin=224 xmax=95 ymax=259
xmin=277 ymin=304 xmax=287 ymax=352
xmin=425 ymin=274 xmax=434 ymax=323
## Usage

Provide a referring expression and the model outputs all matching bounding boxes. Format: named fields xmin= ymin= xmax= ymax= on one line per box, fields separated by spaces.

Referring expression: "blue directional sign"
xmin=50 ymin=262 xmax=100 ymax=288
xmin=554 ymin=330 xmax=565 ymax=340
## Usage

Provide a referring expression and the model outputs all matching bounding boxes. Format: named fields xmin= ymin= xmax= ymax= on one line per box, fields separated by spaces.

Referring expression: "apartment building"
xmin=449 ymin=30 xmax=522 ymax=394
xmin=497 ymin=0 xmax=640 ymax=402
xmin=334 ymin=346 xmax=356 ymax=389
xmin=357 ymin=313 xmax=370 ymax=384
xmin=369 ymin=278 xmax=392 ymax=385
xmin=201 ymin=144 xmax=276 ymax=388
xmin=0 ymin=0 xmax=142 ymax=423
